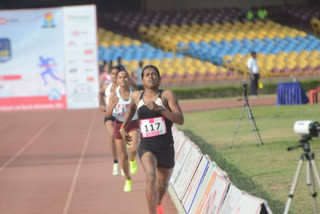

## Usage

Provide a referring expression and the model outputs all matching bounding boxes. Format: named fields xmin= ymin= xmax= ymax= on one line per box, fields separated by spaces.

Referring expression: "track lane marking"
xmin=0 ymin=119 xmax=55 ymax=173
xmin=62 ymin=112 xmax=96 ymax=214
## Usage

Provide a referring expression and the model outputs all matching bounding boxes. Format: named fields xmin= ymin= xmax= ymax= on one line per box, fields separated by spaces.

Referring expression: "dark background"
xmin=0 ymin=0 xmax=142 ymax=12
xmin=0 ymin=0 xmax=319 ymax=12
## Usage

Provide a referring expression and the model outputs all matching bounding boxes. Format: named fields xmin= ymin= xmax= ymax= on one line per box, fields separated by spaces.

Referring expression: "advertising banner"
xmin=63 ymin=5 xmax=99 ymax=109
xmin=182 ymin=155 xmax=211 ymax=213
xmin=190 ymin=164 xmax=230 ymax=214
xmin=219 ymin=184 xmax=273 ymax=214
xmin=170 ymin=137 xmax=192 ymax=184
xmin=172 ymin=145 xmax=203 ymax=200
xmin=0 ymin=8 xmax=66 ymax=111
xmin=0 ymin=5 xmax=99 ymax=111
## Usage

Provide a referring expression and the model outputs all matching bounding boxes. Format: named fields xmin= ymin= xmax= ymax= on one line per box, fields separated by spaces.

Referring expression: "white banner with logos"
xmin=63 ymin=5 xmax=99 ymax=109
xmin=0 ymin=5 xmax=99 ymax=111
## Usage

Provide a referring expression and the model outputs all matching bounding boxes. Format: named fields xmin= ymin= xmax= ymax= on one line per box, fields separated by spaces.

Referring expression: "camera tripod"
xmin=229 ymin=83 xmax=263 ymax=148
xmin=284 ymin=135 xmax=320 ymax=214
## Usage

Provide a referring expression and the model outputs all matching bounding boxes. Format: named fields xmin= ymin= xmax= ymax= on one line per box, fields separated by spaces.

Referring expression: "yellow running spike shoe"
xmin=130 ymin=159 xmax=138 ymax=175
xmin=124 ymin=179 xmax=132 ymax=192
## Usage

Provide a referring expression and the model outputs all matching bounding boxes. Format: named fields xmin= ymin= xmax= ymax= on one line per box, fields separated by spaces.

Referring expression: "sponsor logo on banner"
xmin=85 ymin=68 xmax=95 ymax=72
xmin=67 ymin=15 xmax=90 ymax=23
xmin=0 ymin=38 xmax=11 ymax=63
xmin=0 ymin=75 xmax=22 ymax=80
xmin=69 ymin=68 xmax=78 ymax=73
xmin=0 ymin=17 xmax=8 ymax=25
xmin=67 ymin=59 xmax=78 ymax=64
xmin=86 ymin=76 xmax=94 ymax=82
xmin=83 ymin=59 xmax=95 ymax=64
xmin=71 ymin=30 xmax=89 ymax=37
xmin=48 ymin=88 xmax=62 ymax=100
xmin=68 ymin=41 xmax=77 ymax=46
xmin=42 ymin=12 xmax=55 ymax=28
xmin=84 ymin=49 xmax=93 ymax=55
xmin=0 ymin=17 xmax=18 ymax=25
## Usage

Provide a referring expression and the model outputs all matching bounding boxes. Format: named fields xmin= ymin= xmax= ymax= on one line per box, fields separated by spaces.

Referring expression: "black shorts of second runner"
xmin=104 ymin=116 xmax=115 ymax=124
xmin=138 ymin=144 xmax=175 ymax=169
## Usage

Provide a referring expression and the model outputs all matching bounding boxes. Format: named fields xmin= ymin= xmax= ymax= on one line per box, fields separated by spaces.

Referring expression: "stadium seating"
xmin=98 ymin=7 xmax=320 ymax=82
xmin=138 ymin=20 xmax=320 ymax=77
xmin=98 ymin=28 xmax=237 ymax=84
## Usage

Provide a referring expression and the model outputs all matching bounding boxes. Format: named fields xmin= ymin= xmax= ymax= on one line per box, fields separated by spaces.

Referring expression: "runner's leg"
xmin=105 ymin=120 xmax=117 ymax=162
xmin=140 ymin=152 xmax=158 ymax=214
xmin=157 ymin=167 xmax=173 ymax=205
xmin=115 ymin=139 xmax=131 ymax=180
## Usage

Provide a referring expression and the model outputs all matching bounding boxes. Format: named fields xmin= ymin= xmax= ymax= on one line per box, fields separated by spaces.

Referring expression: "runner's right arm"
xmin=98 ymin=84 xmax=108 ymax=112
xmin=119 ymin=91 xmax=140 ymax=141
xmin=105 ymin=91 xmax=118 ymax=118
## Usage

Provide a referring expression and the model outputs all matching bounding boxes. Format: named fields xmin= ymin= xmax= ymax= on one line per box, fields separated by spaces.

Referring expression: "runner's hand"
xmin=99 ymin=105 xmax=106 ymax=112
xmin=110 ymin=93 xmax=119 ymax=105
xmin=120 ymin=130 xmax=132 ymax=142
xmin=145 ymin=101 xmax=161 ymax=112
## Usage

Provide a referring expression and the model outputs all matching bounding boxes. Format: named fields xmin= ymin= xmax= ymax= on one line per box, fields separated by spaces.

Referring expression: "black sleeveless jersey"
xmin=137 ymin=90 xmax=174 ymax=149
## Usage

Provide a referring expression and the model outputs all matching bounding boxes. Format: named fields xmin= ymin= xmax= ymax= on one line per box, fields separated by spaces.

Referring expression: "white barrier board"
xmin=182 ymin=155 xmax=211 ymax=213
xmin=173 ymin=131 xmax=187 ymax=159
xmin=190 ymin=164 xmax=229 ymax=214
xmin=170 ymin=137 xmax=192 ymax=185
xmin=172 ymin=145 xmax=203 ymax=200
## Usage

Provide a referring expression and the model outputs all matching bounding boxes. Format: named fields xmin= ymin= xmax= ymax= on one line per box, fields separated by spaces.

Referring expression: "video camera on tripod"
xmin=284 ymin=120 xmax=320 ymax=214
xmin=293 ymin=120 xmax=320 ymax=138
xmin=287 ymin=121 xmax=320 ymax=151
xmin=242 ymin=83 xmax=248 ymax=100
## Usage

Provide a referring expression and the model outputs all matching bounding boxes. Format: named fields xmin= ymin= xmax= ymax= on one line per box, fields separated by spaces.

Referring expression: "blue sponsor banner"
xmin=0 ymin=38 xmax=11 ymax=63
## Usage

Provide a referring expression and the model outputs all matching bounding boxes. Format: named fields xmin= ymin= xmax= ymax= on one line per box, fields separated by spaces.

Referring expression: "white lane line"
xmin=0 ymin=120 xmax=55 ymax=173
xmin=62 ymin=112 xmax=96 ymax=214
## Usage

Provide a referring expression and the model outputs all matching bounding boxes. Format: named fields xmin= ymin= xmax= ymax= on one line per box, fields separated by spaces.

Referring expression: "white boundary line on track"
xmin=62 ymin=112 xmax=96 ymax=214
xmin=0 ymin=120 xmax=55 ymax=173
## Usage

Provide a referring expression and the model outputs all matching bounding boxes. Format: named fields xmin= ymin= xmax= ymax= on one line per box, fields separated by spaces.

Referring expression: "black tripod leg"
xmin=246 ymin=103 xmax=264 ymax=146
xmin=230 ymin=104 xmax=246 ymax=148
xmin=246 ymin=104 xmax=259 ymax=146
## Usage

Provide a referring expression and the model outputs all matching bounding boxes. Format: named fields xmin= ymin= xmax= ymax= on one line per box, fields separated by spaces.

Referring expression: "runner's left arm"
xmin=146 ymin=90 xmax=184 ymax=125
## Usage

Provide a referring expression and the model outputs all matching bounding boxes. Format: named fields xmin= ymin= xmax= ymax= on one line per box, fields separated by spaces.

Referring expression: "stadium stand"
xmin=98 ymin=6 xmax=320 ymax=83
xmin=98 ymin=28 xmax=235 ymax=84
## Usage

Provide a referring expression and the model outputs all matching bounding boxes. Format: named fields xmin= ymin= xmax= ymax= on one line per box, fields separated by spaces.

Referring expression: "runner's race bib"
xmin=116 ymin=103 xmax=129 ymax=117
xmin=140 ymin=116 xmax=167 ymax=138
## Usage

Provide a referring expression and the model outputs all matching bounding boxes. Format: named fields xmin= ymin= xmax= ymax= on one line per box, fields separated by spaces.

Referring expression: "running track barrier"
xmin=169 ymin=125 xmax=273 ymax=214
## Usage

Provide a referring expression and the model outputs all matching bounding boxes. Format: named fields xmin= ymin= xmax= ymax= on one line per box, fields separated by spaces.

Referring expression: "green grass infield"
xmin=177 ymin=103 xmax=320 ymax=214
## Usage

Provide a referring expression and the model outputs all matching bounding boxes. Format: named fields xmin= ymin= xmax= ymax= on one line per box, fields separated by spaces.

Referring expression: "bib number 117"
xmin=140 ymin=116 xmax=167 ymax=138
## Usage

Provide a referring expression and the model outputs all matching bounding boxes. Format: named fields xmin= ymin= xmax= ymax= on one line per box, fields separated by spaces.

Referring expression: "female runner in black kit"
xmin=119 ymin=65 xmax=184 ymax=214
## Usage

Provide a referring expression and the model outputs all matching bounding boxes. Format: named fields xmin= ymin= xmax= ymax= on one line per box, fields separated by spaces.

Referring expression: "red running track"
xmin=0 ymin=96 xmax=276 ymax=214
xmin=0 ymin=110 xmax=178 ymax=214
